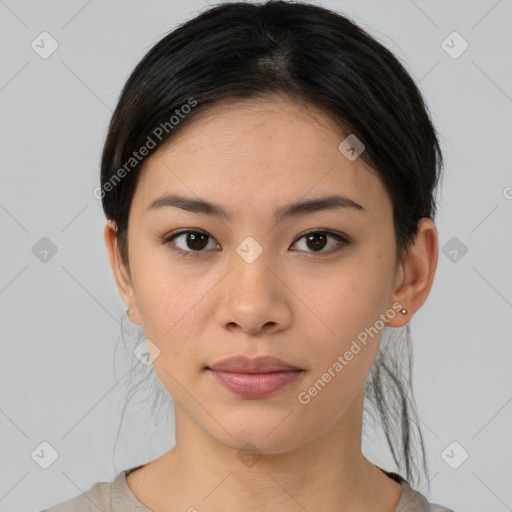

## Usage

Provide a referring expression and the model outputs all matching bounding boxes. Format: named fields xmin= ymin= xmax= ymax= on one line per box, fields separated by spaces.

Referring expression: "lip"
xmin=208 ymin=355 xmax=301 ymax=373
xmin=207 ymin=355 xmax=304 ymax=399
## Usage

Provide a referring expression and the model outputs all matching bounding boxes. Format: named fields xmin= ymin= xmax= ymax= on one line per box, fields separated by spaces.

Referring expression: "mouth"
xmin=206 ymin=355 xmax=305 ymax=399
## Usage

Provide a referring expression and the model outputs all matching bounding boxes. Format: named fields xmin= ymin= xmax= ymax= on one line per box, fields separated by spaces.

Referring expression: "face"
xmin=108 ymin=96 xmax=408 ymax=455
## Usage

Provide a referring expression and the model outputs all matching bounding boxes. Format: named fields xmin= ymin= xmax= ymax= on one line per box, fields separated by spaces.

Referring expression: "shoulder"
xmin=398 ymin=481 xmax=455 ymax=511
xmin=40 ymin=480 xmax=112 ymax=512
xmin=40 ymin=465 xmax=147 ymax=512
xmin=382 ymin=470 xmax=455 ymax=512
xmin=398 ymin=480 xmax=455 ymax=512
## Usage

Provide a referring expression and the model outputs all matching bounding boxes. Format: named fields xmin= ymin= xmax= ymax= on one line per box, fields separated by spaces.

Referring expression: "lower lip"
xmin=208 ymin=369 xmax=303 ymax=399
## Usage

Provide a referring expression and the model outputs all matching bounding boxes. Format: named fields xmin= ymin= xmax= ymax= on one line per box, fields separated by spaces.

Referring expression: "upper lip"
xmin=207 ymin=355 xmax=302 ymax=373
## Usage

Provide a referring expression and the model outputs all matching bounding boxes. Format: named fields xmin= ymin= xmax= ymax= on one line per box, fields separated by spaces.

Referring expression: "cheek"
xmin=298 ymin=256 xmax=387 ymax=330
xmin=131 ymin=245 xmax=215 ymax=332
xmin=296 ymin=253 xmax=392 ymax=369
xmin=295 ymin=273 xmax=388 ymax=414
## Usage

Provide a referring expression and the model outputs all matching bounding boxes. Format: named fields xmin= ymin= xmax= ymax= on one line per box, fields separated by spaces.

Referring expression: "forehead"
xmin=131 ymin=97 xmax=392 ymax=222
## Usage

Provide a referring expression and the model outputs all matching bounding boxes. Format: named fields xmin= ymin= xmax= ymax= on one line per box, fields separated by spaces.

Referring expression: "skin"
xmin=104 ymin=95 xmax=438 ymax=512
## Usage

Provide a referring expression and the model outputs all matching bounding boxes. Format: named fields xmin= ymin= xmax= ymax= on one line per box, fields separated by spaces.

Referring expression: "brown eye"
xmin=305 ymin=232 xmax=328 ymax=251
xmin=183 ymin=231 xmax=209 ymax=250
xmin=291 ymin=230 xmax=349 ymax=254
xmin=163 ymin=228 xmax=349 ymax=259
xmin=164 ymin=230 xmax=219 ymax=257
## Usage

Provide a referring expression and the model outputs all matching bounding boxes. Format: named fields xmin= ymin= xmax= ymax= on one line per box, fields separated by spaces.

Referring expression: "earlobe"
xmin=386 ymin=218 xmax=438 ymax=328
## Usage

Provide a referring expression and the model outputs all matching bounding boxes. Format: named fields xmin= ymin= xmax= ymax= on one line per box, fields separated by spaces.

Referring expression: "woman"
xmin=44 ymin=1 xmax=454 ymax=510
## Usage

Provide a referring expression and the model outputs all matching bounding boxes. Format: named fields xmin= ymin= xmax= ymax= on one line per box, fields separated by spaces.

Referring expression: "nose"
xmin=215 ymin=248 xmax=292 ymax=336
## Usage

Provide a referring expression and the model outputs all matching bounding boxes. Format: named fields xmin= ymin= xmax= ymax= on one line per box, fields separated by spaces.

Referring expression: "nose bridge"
xmin=231 ymin=235 xmax=275 ymax=296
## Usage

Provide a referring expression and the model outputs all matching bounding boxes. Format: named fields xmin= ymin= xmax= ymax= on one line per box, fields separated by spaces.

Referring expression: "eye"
xmin=290 ymin=229 xmax=349 ymax=255
xmin=161 ymin=228 xmax=349 ymax=258
xmin=162 ymin=229 xmax=220 ymax=258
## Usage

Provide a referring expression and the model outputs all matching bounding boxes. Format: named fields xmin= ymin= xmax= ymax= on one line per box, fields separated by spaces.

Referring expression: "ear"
xmin=387 ymin=218 xmax=438 ymax=327
xmin=104 ymin=220 xmax=141 ymax=325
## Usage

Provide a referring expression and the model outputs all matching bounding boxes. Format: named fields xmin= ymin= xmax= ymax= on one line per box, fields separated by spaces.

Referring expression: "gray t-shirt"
xmin=41 ymin=465 xmax=455 ymax=512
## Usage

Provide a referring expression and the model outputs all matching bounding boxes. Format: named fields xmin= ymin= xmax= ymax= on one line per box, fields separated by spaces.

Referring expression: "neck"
xmin=142 ymin=388 xmax=401 ymax=512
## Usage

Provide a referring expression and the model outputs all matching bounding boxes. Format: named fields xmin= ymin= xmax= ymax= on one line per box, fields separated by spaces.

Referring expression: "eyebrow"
xmin=146 ymin=193 xmax=365 ymax=222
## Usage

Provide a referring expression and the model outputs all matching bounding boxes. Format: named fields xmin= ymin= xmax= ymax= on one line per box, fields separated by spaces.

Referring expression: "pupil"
xmin=188 ymin=232 xmax=208 ymax=251
xmin=307 ymin=233 xmax=327 ymax=251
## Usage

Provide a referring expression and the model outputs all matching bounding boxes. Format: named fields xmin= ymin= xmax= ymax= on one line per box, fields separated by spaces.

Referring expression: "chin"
xmin=210 ymin=408 xmax=311 ymax=455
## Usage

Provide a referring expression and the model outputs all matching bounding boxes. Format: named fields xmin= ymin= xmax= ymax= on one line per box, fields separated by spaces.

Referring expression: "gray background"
xmin=1 ymin=0 xmax=511 ymax=511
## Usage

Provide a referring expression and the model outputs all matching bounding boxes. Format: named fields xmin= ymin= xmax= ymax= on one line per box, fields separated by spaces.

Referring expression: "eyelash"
xmin=161 ymin=229 xmax=350 ymax=259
